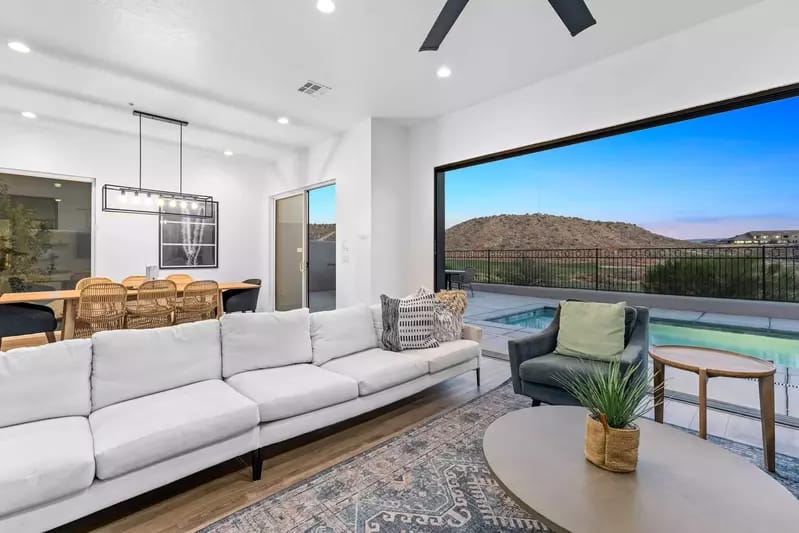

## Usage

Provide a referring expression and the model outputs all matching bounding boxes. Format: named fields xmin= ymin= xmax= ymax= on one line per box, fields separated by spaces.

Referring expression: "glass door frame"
xmin=270 ymin=179 xmax=335 ymax=311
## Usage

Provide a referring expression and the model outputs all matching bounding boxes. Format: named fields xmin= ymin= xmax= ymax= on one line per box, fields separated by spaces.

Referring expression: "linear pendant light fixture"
xmin=102 ymin=110 xmax=215 ymax=218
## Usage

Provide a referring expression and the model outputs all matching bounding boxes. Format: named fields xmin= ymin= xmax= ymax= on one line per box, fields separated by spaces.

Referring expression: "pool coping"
xmin=467 ymin=303 xmax=799 ymax=337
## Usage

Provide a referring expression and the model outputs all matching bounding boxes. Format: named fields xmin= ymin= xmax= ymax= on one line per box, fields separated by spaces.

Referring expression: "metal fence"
xmin=445 ymin=246 xmax=799 ymax=302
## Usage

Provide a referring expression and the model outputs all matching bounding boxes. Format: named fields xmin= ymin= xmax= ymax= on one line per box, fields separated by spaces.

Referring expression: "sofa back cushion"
xmin=310 ymin=305 xmax=378 ymax=365
xmin=91 ymin=320 xmax=222 ymax=410
xmin=0 ymin=339 xmax=92 ymax=428
xmin=220 ymin=309 xmax=312 ymax=377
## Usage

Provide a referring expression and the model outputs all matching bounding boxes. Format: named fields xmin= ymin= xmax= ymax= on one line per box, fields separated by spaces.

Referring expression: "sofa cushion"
xmin=556 ymin=301 xmax=626 ymax=360
xmin=369 ymin=303 xmax=383 ymax=345
xmin=519 ymin=353 xmax=620 ymax=389
xmin=0 ymin=417 xmax=94 ymax=516
xmin=0 ymin=339 xmax=91 ymax=428
xmin=380 ymin=291 xmax=439 ymax=352
xmin=406 ymin=339 xmax=480 ymax=374
xmin=89 ymin=380 xmax=258 ymax=480
xmin=322 ymin=348 xmax=428 ymax=396
xmin=226 ymin=364 xmax=358 ymax=422
xmin=310 ymin=305 xmax=378 ymax=365
xmin=221 ymin=309 xmax=312 ymax=378
xmin=91 ymin=320 xmax=222 ymax=410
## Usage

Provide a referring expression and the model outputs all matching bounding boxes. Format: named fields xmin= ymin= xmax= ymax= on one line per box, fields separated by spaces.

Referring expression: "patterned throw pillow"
xmin=433 ymin=290 xmax=467 ymax=342
xmin=380 ymin=290 xmax=439 ymax=352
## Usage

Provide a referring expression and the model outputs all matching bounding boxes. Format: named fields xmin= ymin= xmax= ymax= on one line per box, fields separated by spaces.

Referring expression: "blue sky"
xmin=308 ymin=183 xmax=335 ymax=224
xmin=445 ymin=96 xmax=799 ymax=239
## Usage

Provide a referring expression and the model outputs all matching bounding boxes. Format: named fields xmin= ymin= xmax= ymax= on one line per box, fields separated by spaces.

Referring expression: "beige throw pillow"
xmin=556 ymin=301 xmax=626 ymax=361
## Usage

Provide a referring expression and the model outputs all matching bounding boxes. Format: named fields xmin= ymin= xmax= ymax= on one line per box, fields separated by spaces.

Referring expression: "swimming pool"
xmin=489 ymin=307 xmax=799 ymax=368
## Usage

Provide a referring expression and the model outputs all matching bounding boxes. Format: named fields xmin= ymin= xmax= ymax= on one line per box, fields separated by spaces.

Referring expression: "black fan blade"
xmin=419 ymin=0 xmax=470 ymax=52
xmin=548 ymin=0 xmax=596 ymax=36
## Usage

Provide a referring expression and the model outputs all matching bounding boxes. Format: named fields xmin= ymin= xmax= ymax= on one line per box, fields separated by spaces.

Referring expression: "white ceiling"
xmin=0 ymin=0 xmax=761 ymax=162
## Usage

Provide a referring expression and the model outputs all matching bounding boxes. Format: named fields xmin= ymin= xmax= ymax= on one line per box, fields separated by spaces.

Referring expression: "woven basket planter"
xmin=584 ymin=413 xmax=640 ymax=473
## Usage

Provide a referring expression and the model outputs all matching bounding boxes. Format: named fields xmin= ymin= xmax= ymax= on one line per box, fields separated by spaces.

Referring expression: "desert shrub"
xmin=643 ymin=257 xmax=798 ymax=301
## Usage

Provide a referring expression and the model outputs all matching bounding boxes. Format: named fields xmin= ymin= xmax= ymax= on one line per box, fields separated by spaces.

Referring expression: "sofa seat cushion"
xmin=322 ymin=348 xmax=428 ymax=396
xmin=89 ymin=380 xmax=258 ymax=480
xmin=406 ymin=339 xmax=480 ymax=374
xmin=0 ymin=417 xmax=94 ymax=516
xmin=226 ymin=364 xmax=359 ymax=422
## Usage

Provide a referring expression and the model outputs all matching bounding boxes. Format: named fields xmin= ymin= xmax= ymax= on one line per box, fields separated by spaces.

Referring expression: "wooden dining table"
xmin=0 ymin=282 xmax=259 ymax=340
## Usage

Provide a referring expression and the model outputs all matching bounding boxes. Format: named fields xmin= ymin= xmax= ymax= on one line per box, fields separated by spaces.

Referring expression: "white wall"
xmin=371 ymin=119 xmax=410 ymax=302
xmin=405 ymin=0 xmax=799 ymax=291
xmin=0 ymin=115 xmax=270 ymax=302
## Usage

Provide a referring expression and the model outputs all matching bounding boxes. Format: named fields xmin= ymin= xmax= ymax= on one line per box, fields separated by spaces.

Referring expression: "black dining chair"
xmin=221 ymin=278 xmax=261 ymax=313
xmin=0 ymin=302 xmax=57 ymax=351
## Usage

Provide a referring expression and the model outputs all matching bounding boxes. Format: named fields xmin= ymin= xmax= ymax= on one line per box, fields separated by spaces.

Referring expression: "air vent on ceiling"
xmin=298 ymin=80 xmax=332 ymax=98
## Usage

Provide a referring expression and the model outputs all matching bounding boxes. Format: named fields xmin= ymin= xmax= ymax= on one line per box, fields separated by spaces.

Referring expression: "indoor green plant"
xmin=555 ymin=360 xmax=661 ymax=473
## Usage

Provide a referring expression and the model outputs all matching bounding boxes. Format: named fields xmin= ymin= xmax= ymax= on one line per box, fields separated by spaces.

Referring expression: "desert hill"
xmin=445 ymin=214 xmax=690 ymax=250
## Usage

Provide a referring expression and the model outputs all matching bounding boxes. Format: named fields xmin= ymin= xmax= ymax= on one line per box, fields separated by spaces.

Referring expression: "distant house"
xmin=729 ymin=230 xmax=799 ymax=245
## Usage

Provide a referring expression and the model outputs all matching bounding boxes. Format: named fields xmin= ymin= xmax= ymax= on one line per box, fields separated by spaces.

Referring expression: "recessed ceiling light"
xmin=54 ymin=198 xmax=62 ymax=203
xmin=21 ymin=111 xmax=37 ymax=119
xmin=7 ymin=41 xmax=30 ymax=53
xmin=277 ymin=116 xmax=290 ymax=125
xmin=437 ymin=65 xmax=452 ymax=79
xmin=54 ymin=182 xmax=62 ymax=188
xmin=316 ymin=0 xmax=335 ymax=14
xmin=223 ymin=150 xmax=234 ymax=156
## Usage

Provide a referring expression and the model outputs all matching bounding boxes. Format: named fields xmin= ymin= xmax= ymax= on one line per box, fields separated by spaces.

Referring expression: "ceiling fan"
xmin=420 ymin=0 xmax=596 ymax=52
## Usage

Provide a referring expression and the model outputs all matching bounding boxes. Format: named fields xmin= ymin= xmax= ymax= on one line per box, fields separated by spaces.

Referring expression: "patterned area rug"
xmin=203 ymin=382 xmax=799 ymax=532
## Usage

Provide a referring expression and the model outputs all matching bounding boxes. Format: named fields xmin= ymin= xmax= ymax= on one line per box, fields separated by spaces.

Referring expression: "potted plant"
xmin=556 ymin=360 xmax=661 ymax=473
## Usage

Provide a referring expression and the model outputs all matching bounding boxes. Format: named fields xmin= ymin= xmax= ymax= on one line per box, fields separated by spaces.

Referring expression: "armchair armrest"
xmin=461 ymin=324 xmax=482 ymax=343
xmin=508 ymin=325 xmax=559 ymax=393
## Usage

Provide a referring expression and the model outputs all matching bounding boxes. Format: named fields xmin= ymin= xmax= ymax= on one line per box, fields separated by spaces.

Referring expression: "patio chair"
xmin=457 ymin=267 xmax=476 ymax=296
xmin=508 ymin=302 xmax=649 ymax=406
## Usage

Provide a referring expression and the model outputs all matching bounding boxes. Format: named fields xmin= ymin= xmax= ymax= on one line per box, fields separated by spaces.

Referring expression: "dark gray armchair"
xmin=509 ymin=304 xmax=649 ymax=406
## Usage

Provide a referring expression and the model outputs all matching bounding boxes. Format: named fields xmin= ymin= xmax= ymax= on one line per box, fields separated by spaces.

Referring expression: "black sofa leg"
xmin=475 ymin=368 xmax=481 ymax=387
xmin=251 ymin=448 xmax=262 ymax=481
xmin=531 ymin=399 xmax=541 ymax=407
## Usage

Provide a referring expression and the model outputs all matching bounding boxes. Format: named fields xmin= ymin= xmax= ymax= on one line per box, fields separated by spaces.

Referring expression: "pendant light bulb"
xmin=169 ymin=199 xmax=177 ymax=208
xmin=191 ymin=201 xmax=199 ymax=210
xmin=120 ymin=190 xmax=128 ymax=203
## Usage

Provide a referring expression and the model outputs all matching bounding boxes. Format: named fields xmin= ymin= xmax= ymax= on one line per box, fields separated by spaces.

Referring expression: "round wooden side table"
xmin=648 ymin=344 xmax=776 ymax=472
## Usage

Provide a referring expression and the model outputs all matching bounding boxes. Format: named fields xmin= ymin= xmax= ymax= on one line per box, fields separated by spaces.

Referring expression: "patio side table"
xmin=648 ymin=344 xmax=777 ymax=472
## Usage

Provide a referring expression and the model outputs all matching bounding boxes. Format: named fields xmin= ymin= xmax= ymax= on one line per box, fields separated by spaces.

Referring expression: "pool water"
xmin=489 ymin=307 xmax=799 ymax=368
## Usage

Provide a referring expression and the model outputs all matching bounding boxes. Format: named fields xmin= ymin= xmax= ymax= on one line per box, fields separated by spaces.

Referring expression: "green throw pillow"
xmin=555 ymin=301 xmax=626 ymax=361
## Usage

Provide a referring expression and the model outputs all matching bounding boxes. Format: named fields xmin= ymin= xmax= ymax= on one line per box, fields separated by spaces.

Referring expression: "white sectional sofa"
xmin=0 ymin=304 xmax=481 ymax=532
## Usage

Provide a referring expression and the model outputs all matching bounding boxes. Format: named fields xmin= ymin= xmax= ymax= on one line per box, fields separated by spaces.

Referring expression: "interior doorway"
xmin=273 ymin=182 xmax=336 ymax=312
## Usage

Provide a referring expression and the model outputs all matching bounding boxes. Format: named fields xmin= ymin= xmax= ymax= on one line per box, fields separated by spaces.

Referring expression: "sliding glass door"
xmin=274 ymin=183 xmax=336 ymax=312
xmin=274 ymin=193 xmax=305 ymax=311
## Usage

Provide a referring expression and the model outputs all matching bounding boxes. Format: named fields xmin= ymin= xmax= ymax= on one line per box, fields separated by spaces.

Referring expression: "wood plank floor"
xmin=45 ymin=356 xmax=512 ymax=532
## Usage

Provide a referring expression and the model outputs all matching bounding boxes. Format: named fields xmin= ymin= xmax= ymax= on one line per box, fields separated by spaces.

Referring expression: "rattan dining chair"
xmin=121 ymin=275 xmax=147 ymax=288
xmin=75 ymin=277 xmax=113 ymax=291
xmin=73 ymin=283 xmax=128 ymax=339
xmin=174 ymin=280 xmax=219 ymax=324
xmin=126 ymin=279 xmax=177 ymax=330
xmin=166 ymin=274 xmax=194 ymax=285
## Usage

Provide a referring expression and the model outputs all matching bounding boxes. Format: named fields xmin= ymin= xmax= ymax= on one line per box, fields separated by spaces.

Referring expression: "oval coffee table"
xmin=649 ymin=345 xmax=776 ymax=471
xmin=483 ymin=407 xmax=799 ymax=533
